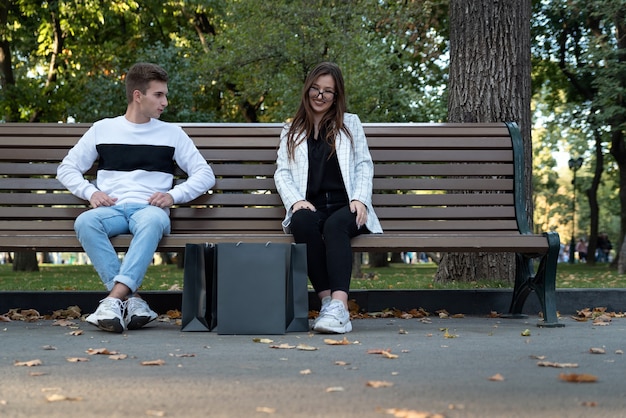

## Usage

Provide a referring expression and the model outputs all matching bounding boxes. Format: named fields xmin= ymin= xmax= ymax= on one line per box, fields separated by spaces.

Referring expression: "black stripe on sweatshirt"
xmin=96 ymin=144 xmax=176 ymax=174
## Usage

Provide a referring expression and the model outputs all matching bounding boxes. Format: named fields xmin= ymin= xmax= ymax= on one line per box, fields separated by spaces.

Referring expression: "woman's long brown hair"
xmin=286 ymin=62 xmax=353 ymax=161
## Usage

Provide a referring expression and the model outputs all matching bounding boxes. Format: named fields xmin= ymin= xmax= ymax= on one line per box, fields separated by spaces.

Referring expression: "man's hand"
xmin=148 ymin=192 xmax=174 ymax=208
xmin=89 ymin=191 xmax=118 ymax=208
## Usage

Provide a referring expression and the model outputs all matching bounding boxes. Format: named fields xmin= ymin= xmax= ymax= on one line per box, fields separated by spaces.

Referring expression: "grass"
xmin=0 ymin=262 xmax=622 ymax=292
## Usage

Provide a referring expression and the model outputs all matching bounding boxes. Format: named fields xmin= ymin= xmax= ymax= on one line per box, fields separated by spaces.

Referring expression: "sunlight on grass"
xmin=0 ymin=261 xmax=622 ymax=291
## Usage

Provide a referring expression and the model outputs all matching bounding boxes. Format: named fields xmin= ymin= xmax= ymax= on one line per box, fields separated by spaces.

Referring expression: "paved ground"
xmin=1 ymin=314 xmax=625 ymax=418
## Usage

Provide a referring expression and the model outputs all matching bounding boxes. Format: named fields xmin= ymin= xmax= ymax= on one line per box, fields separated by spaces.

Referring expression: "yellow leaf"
xmin=521 ymin=329 xmax=531 ymax=337
xmin=324 ymin=337 xmax=351 ymax=345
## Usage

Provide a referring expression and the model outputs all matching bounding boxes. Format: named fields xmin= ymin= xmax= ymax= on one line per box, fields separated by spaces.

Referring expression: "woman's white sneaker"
xmin=85 ymin=297 xmax=125 ymax=333
xmin=125 ymin=296 xmax=158 ymax=330
xmin=312 ymin=299 xmax=352 ymax=334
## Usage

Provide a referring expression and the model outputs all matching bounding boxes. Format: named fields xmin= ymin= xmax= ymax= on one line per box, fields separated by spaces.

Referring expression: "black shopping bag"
xmin=181 ymin=243 xmax=217 ymax=331
xmin=216 ymin=242 xmax=309 ymax=335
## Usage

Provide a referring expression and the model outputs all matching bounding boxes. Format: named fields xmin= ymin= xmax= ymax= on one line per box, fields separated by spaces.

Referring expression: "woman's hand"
xmin=350 ymin=200 xmax=367 ymax=228
xmin=292 ymin=200 xmax=316 ymax=212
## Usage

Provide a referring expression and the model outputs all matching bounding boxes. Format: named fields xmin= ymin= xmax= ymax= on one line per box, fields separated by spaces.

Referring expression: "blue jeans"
xmin=74 ymin=204 xmax=171 ymax=293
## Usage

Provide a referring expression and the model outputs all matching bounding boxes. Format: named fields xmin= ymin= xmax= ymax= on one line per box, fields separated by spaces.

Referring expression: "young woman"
xmin=275 ymin=62 xmax=382 ymax=333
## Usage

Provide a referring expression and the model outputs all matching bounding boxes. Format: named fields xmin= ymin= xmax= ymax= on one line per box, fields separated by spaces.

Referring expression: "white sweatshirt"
xmin=57 ymin=116 xmax=215 ymax=208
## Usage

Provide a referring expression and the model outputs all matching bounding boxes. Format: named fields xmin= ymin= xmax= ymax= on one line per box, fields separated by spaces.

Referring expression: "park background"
xmin=0 ymin=0 xmax=623 ymax=289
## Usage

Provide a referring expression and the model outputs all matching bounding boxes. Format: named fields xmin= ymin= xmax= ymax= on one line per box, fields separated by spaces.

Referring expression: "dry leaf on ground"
xmin=14 ymin=359 xmax=42 ymax=367
xmin=141 ymin=359 xmax=165 ymax=366
xmin=559 ymin=373 xmax=598 ymax=383
xmin=589 ymin=347 xmax=606 ymax=354
xmin=269 ymin=343 xmax=295 ymax=349
xmin=45 ymin=393 xmax=82 ymax=402
xmin=86 ymin=347 xmax=118 ymax=355
xmin=489 ymin=373 xmax=505 ymax=381
xmin=66 ymin=357 xmax=89 ymax=363
xmin=366 ymin=380 xmax=394 ymax=388
xmin=256 ymin=406 xmax=276 ymax=414
xmin=324 ymin=337 xmax=352 ymax=345
xmin=384 ymin=408 xmax=445 ymax=418
xmin=537 ymin=361 xmax=578 ymax=368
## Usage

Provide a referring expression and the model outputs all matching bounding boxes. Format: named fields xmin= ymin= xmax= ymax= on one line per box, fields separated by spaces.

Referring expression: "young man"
xmin=57 ymin=63 xmax=215 ymax=333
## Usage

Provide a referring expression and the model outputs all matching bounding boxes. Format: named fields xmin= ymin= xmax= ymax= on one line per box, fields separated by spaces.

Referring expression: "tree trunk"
xmin=585 ymin=127 xmax=604 ymax=265
xmin=368 ymin=252 xmax=389 ymax=268
xmin=12 ymin=251 xmax=39 ymax=272
xmin=352 ymin=253 xmax=362 ymax=278
xmin=441 ymin=0 xmax=531 ymax=283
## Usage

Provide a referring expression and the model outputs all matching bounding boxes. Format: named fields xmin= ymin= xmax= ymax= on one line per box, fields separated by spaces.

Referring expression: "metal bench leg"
xmin=507 ymin=232 xmax=564 ymax=327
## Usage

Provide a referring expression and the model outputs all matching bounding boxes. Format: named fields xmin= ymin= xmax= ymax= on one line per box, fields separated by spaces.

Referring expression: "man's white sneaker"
xmin=312 ymin=296 xmax=332 ymax=329
xmin=125 ymin=297 xmax=158 ymax=330
xmin=313 ymin=299 xmax=352 ymax=334
xmin=86 ymin=297 xmax=126 ymax=333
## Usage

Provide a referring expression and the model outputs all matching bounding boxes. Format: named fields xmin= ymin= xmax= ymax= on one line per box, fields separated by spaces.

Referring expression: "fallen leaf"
xmin=253 ymin=338 xmax=274 ymax=344
xmin=141 ymin=359 xmax=165 ymax=366
xmin=45 ymin=394 xmax=82 ymax=402
xmin=86 ymin=347 xmax=118 ymax=355
xmin=381 ymin=350 xmax=399 ymax=359
xmin=559 ymin=373 xmax=598 ymax=383
xmin=0 ymin=314 xmax=11 ymax=322
xmin=300 ymin=369 xmax=312 ymax=375
xmin=489 ymin=373 xmax=505 ymax=381
xmin=324 ymin=337 xmax=351 ymax=345
xmin=269 ymin=343 xmax=295 ymax=349
xmin=146 ymin=410 xmax=166 ymax=417
xmin=296 ymin=344 xmax=318 ymax=351
xmin=366 ymin=380 xmax=394 ymax=388
xmin=384 ymin=408 xmax=445 ymax=418
xmin=325 ymin=386 xmax=345 ymax=393
xmin=521 ymin=329 xmax=531 ymax=337
xmin=68 ymin=330 xmax=83 ymax=336
xmin=616 ymin=350 xmax=623 ymax=355
xmin=109 ymin=354 xmax=127 ymax=360
xmin=41 ymin=345 xmax=56 ymax=350
xmin=256 ymin=406 xmax=276 ymax=414
xmin=537 ymin=361 xmax=578 ymax=368
xmin=589 ymin=347 xmax=606 ymax=354
xmin=334 ymin=361 xmax=350 ymax=366
xmin=14 ymin=359 xmax=42 ymax=367
xmin=170 ymin=353 xmax=195 ymax=358
xmin=66 ymin=357 xmax=89 ymax=363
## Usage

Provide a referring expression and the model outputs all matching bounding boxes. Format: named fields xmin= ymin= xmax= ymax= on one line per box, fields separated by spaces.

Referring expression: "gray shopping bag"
xmin=216 ymin=242 xmax=309 ymax=335
xmin=181 ymin=243 xmax=217 ymax=331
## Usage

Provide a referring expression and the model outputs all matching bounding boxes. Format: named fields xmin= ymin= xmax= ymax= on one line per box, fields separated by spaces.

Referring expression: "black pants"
xmin=290 ymin=203 xmax=368 ymax=294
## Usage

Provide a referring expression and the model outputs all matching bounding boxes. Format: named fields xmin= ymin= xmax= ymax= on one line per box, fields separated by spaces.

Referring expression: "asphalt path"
xmin=1 ymin=314 xmax=625 ymax=418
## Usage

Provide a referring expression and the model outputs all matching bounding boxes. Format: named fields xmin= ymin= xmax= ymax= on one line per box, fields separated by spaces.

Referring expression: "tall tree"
xmin=437 ymin=0 xmax=532 ymax=283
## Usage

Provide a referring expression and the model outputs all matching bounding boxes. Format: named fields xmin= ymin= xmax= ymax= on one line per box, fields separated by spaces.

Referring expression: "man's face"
xmin=137 ymin=80 xmax=168 ymax=120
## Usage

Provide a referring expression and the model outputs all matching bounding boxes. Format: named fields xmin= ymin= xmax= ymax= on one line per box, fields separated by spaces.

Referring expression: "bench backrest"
xmin=0 ymin=122 xmax=528 ymax=237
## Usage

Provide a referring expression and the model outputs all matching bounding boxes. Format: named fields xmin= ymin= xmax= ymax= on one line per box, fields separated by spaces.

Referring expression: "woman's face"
xmin=308 ymin=74 xmax=336 ymax=117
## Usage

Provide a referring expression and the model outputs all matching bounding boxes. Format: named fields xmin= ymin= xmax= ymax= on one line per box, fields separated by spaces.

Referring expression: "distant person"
xmin=575 ymin=238 xmax=587 ymax=262
xmin=57 ymin=63 xmax=215 ymax=332
xmin=596 ymin=233 xmax=612 ymax=262
xmin=275 ymin=62 xmax=382 ymax=334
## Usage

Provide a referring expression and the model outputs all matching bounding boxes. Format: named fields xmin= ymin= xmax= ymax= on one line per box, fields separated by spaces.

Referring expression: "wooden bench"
xmin=0 ymin=122 xmax=562 ymax=327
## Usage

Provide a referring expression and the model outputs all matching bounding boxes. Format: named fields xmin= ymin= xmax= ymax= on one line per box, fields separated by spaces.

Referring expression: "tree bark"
xmin=440 ymin=0 xmax=532 ymax=283
xmin=12 ymin=251 xmax=39 ymax=272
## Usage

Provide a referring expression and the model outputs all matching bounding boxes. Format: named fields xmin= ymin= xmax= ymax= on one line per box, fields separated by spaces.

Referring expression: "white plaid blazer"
xmin=274 ymin=113 xmax=383 ymax=234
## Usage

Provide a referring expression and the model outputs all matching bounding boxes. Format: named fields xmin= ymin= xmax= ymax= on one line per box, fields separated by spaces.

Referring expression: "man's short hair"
xmin=125 ymin=63 xmax=168 ymax=103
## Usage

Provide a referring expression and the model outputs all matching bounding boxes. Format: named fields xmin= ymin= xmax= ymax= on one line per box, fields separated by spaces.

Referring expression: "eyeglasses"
xmin=308 ymin=86 xmax=336 ymax=102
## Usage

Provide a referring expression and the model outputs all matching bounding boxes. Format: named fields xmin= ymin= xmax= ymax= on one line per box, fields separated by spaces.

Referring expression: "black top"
xmin=306 ymin=127 xmax=348 ymax=207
